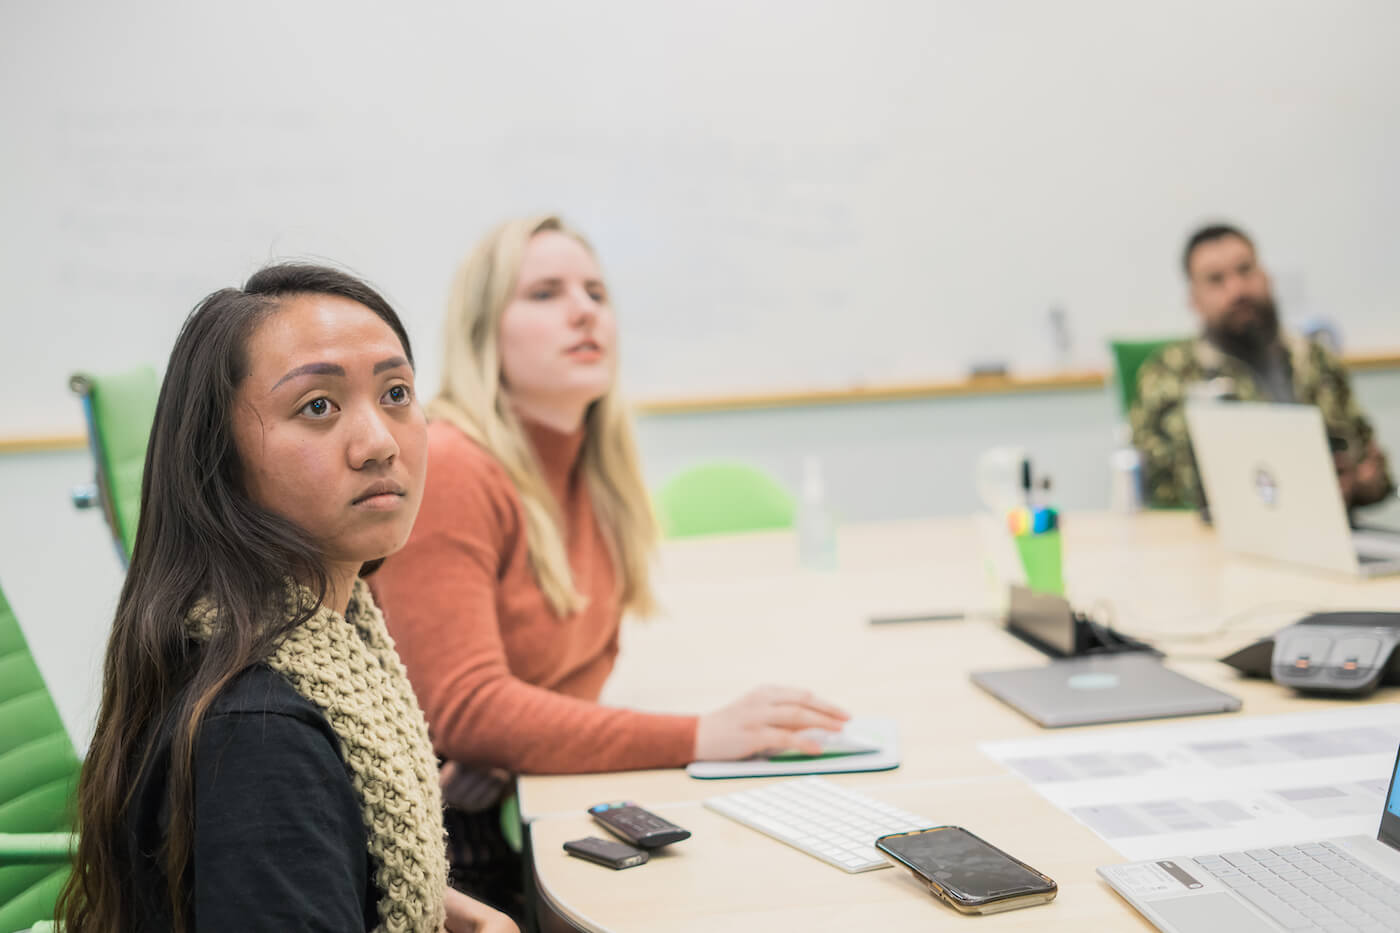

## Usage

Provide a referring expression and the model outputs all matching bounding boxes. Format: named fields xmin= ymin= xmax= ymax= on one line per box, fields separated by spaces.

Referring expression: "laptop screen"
xmin=1381 ymin=744 xmax=1400 ymax=849
xmin=1388 ymin=754 xmax=1400 ymax=819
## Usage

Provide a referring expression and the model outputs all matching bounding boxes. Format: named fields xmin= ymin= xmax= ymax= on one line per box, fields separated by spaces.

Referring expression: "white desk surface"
xmin=520 ymin=511 xmax=1400 ymax=931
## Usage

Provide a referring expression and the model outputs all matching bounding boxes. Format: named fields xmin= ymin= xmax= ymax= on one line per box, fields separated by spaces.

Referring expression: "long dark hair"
xmin=58 ymin=264 xmax=414 ymax=932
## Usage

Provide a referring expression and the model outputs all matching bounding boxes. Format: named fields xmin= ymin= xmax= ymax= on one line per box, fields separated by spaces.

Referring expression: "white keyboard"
xmin=703 ymin=777 xmax=932 ymax=872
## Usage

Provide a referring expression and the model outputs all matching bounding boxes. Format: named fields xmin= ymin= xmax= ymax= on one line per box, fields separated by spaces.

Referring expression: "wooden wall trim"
xmin=7 ymin=351 xmax=1400 ymax=450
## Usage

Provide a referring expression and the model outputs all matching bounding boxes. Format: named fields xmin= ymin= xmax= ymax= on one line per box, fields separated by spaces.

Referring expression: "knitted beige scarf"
xmin=190 ymin=579 xmax=447 ymax=932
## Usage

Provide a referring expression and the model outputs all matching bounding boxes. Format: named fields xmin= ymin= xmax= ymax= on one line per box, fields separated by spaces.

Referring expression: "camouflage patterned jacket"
xmin=1129 ymin=333 xmax=1391 ymax=508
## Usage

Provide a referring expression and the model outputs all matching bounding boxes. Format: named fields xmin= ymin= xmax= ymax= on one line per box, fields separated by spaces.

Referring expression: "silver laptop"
xmin=971 ymin=653 xmax=1241 ymax=728
xmin=1100 ymin=743 xmax=1400 ymax=932
xmin=1185 ymin=401 xmax=1400 ymax=577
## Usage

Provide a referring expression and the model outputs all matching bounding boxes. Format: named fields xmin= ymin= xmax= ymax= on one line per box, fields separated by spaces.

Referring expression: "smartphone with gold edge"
xmin=876 ymin=826 xmax=1057 ymax=914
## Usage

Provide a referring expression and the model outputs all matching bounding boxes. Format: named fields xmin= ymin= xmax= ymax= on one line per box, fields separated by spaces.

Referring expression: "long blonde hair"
xmin=428 ymin=215 xmax=657 ymax=617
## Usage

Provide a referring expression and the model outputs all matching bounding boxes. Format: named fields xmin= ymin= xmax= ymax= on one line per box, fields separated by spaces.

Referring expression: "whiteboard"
xmin=5 ymin=0 xmax=1400 ymax=436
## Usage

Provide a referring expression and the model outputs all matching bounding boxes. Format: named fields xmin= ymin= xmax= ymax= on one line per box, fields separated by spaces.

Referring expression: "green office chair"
xmin=1107 ymin=338 xmax=1183 ymax=416
xmin=0 ymin=581 xmax=80 ymax=933
xmin=70 ymin=367 xmax=159 ymax=565
xmin=1108 ymin=337 xmax=1197 ymax=512
xmin=655 ymin=462 xmax=796 ymax=538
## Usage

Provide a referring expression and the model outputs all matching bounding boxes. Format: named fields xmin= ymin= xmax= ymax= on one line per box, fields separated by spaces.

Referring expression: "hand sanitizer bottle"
xmin=1109 ymin=425 xmax=1143 ymax=514
xmin=798 ymin=456 xmax=838 ymax=570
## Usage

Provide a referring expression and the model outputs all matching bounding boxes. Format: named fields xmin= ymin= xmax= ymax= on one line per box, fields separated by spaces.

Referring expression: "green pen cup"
xmin=1014 ymin=530 xmax=1064 ymax=596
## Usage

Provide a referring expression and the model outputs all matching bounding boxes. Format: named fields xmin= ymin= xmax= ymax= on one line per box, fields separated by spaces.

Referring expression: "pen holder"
xmin=1014 ymin=529 xmax=1064 ymax=596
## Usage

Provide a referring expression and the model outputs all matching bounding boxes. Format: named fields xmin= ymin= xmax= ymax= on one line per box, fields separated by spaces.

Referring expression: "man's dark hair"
xmin=1182 ymin=223 xmax=1254 ymax=277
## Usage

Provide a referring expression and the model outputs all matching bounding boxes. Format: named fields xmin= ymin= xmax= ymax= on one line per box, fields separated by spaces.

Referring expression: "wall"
xmin=5 ymin=0 xmax=1400 ymax=437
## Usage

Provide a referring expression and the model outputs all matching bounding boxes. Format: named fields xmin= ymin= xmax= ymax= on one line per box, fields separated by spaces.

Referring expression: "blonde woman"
xmin=372 ymin=216 xmax=846 ymax=909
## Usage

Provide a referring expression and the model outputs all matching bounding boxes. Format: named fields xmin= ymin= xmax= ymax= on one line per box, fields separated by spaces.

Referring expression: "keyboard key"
xmin=1230 ymin=885 xmax=1312 ymax=929
xmin=1353 ymin=895 xmax=1387 ymax=915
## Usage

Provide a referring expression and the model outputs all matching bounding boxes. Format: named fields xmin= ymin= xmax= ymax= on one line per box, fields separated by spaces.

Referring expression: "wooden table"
xmin=520 ymin=512 xmax=1400 ymax=931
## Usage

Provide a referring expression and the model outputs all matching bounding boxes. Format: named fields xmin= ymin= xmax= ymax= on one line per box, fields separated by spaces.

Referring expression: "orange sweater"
xmin=371 ymin=419 xmax=697 ymax=774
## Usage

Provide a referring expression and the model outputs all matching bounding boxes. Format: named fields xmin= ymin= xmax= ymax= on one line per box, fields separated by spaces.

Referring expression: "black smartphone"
xmin=563 ymin=836 xmax=649 ymax=870
xmin=875 ymin=826 xmax=1057 ymax=914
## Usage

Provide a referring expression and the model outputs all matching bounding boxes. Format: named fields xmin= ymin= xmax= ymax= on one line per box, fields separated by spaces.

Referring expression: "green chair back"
xmin=655 ymin=462 xmax=796 ymax=539
xmin=71 ymin=366 xmax=159 ymax=564
xmin=0 ymin=581 xmax=80 ymax=932
xmin=1108 ymin=338 xmax=1182 ymax=415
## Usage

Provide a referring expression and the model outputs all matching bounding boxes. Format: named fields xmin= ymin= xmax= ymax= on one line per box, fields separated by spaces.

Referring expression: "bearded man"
xmin=1130 ymin=223 xmax=1392 ymax=509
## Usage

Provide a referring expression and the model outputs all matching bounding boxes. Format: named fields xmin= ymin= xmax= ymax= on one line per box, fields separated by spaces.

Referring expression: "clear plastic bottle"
xmin=1109 ymin=426 xmax=1143 ymax=513
xmin=797 ymin=456 xmax=838 ymax=570
xmin=1109 ymin=447 xmax=1143 ymax=513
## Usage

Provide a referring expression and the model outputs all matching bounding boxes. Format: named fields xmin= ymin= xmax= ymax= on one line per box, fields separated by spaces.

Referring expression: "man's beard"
xmin=1205 ymin=295 xmax=1280 ymax=362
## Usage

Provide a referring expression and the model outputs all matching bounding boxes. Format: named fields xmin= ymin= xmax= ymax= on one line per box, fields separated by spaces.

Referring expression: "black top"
xmin=126 ymin=665 xmax=380 ymax=931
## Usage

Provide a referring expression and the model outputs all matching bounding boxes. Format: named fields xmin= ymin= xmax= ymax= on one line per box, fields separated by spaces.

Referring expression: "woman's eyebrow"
xmin=271 ymin=356 xmax=410 ymax=390
xmin=272 ymin=362 xmax=345 ymax=390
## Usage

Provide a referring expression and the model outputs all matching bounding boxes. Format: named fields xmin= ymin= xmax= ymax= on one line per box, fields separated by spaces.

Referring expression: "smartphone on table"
xmin=875 ymin=826 xmax=1057 ymax=915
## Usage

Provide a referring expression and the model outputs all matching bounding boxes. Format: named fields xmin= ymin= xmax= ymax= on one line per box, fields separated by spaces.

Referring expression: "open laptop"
xmin=1099 ymin=742 xmax=1400 ymax=932
xmin=971 ymin=653 xmax=1241 ymax=728
xmin=1185 ymin=401 xmax=1400 ymax=577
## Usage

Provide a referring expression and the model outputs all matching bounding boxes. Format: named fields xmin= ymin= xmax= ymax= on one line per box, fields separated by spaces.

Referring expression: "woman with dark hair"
xmin=57 ymin=264 xmax=516 ymax=932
